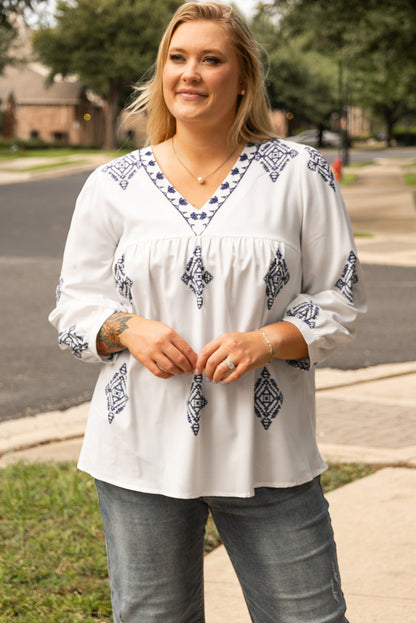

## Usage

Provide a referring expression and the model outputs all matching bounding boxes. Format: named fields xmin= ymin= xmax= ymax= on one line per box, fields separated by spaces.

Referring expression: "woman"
xmin=49 ymin=3 xmax=366 ymax=622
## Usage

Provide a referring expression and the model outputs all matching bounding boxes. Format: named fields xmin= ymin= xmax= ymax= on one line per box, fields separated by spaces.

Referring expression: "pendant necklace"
xmin=171 ymin=137 xmax=239 ymax=185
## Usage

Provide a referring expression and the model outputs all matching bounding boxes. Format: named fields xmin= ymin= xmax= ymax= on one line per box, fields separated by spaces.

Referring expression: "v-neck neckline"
xmin=140 ymin=143 xmax=258 ymax=236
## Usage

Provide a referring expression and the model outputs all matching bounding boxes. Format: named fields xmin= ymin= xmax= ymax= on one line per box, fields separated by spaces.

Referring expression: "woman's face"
xmin=162 ymin=19 xmax=242 ymax=133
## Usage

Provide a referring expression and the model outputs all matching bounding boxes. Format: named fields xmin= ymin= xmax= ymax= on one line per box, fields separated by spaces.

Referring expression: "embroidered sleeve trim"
xmin=286 ymin=300 xmax=320 ymax=328
xmin=113 ymin=254 xmax=134 ymax=303
xmin=305 ymin=147 xmax=336 ymax=191
xmin=285 ymin=357 xmax=311 ymax=371
xmin=335 ymin=251 xmax=359 ymax=304
xmin=58 ymin=325 xmax=89 ymax=359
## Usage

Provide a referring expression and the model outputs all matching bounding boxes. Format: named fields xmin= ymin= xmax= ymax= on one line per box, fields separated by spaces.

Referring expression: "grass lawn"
xmin=0 ymin=147 xmax=128 ymax=163
xmin=0 ymin=159 xmax=87 ymax=172
xmin=404 ymin=172 xmax=416 ymax=186
xmin=0 ymin=148 xmax=99 ymax=161
xmin=0 ymin=461 xmax=375 ymax=622
xmin=339 ymin=172 xmax=357 ymax=186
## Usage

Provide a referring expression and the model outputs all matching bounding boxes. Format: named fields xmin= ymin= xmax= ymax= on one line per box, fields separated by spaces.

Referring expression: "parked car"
xmin=288 ymin=129 xmax=341 ymax=148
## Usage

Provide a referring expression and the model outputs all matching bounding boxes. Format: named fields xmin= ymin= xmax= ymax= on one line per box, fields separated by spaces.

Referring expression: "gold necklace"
xmin=171 ymin=137 xmax=239 ymax=185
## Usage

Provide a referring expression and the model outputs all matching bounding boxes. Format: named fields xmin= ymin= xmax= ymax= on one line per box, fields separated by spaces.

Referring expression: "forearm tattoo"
xmin=96 ymin=312 xmax=134 ymax=356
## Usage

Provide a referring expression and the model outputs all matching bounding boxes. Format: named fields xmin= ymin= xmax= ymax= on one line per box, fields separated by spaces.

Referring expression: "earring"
xmin=240 ymin=89 xmax=246 ymax=95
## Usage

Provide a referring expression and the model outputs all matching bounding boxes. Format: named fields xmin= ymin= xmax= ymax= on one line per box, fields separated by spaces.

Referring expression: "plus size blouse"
xmin=49 ymin=139 xmax=366 ymax=498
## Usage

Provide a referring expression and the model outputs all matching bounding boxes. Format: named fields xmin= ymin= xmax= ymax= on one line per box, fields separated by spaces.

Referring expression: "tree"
xmin=250 ymin=6 xmax=339 ymax=137
xmin=33 ymin=0 xmax=182 ymax=149
xmin=0 ymin=0 xmax=44 ymax=27
xmin=0 ymin=0 xmax=46 ymax=72
xmin=270 ymin=0 xmax=416 ymax=145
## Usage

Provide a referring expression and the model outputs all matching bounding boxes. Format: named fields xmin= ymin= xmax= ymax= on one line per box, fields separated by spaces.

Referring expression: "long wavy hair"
xmin=129 ymin=2 xmax=278 ymax=147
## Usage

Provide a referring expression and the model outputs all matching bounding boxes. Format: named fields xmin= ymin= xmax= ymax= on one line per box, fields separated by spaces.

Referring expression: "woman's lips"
xmin=176 ymin=89 xmax=207 ymax=101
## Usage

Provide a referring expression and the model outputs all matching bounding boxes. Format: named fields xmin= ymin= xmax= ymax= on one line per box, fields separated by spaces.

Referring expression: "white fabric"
xmin=49 ymin=139 xmax=366 ymax=498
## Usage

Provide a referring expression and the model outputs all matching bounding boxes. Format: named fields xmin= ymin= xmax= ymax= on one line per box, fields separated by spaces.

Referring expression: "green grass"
xmin=404 ymin=172 xmax=416 ymax=186
xmin=0 ymin=148 xmax=100 ymax=161
xmin=353 ymin=231 xmax=373 ymax=238
xmin=0 ymin=159 xmax=87 ymax=172
xmin=339 ymin=172 xmax=358 ymax=186
xmin=344 ymin=160 xmax=374 ymax=167
xmin=0 ymin=461 xmax=375 ymax=622
xmin=0 ymin=147 xmax=129 ymax=163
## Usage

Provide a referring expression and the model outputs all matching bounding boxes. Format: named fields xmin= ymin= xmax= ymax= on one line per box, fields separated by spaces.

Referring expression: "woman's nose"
xmin=182 ymin=59 xmax=201 ymax=81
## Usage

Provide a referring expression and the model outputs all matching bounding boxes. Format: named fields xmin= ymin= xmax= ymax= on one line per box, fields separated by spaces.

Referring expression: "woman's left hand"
xmin=195 ymin=331 xmax=271 ymax=383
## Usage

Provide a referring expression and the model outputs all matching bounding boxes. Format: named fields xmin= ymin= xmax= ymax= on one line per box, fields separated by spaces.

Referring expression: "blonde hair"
xmin=129 ymin=2 xmax=278 ymax=147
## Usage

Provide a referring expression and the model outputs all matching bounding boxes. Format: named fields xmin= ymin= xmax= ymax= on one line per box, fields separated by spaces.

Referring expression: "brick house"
xmin=0 ymin=63 xmax=105 ymax=146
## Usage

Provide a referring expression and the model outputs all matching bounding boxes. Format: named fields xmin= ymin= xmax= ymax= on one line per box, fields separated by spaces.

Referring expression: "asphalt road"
xmin=1 ymin=165 xmax=415 ymax=422
xmin=322 ymin=146 xmax=416 ymax=165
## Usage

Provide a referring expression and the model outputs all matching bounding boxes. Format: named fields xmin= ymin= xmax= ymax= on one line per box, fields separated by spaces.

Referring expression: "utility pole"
xmin=338 ymin=58 xmax=350 ymax=167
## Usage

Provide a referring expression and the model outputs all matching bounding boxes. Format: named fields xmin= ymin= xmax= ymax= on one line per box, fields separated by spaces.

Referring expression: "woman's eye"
xmin=204 ymin=56 xmax=220 ymax=64
xmin=169 ymin=53 xmax=185 ymax=62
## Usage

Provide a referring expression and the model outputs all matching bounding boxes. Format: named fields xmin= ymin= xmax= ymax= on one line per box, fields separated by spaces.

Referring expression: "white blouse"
xmin=49 ymin=139 xmax=366 ymax=498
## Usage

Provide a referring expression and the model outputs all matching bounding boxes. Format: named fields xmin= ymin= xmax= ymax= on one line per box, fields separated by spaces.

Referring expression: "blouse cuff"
xmin=282 ymin=315 xmax=319 ymax=368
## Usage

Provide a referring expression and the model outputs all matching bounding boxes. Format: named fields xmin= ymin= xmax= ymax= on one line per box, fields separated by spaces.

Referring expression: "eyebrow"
xmin=168 ymin=46 xmax=225 ymax=56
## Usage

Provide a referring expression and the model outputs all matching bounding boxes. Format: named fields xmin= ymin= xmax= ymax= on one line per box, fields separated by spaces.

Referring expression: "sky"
xmin=42 ymin=0 xmax=265 ymax=20
xmin=233 ymin=0 xmax=261 ymax=17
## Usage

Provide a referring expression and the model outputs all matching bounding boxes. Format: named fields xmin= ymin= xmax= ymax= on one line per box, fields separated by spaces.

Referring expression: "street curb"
xmin=318 ymin=442 xmax=416 ymax=468
xmin=0 ymin=402 xmax=89 ymax=456
xmin=315 ymin=361 xmax=416 ymax=390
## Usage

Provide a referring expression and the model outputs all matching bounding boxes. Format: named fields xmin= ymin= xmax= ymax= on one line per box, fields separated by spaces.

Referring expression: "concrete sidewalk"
xmin=0 ymin=152 xmax=110 ymax=185
xmin=1 ymin=154 xmax=416 ymax=621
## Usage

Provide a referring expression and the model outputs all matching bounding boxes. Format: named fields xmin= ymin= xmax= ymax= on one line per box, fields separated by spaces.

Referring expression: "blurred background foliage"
xmin=1 ymin=0 xmax=416 ymax=148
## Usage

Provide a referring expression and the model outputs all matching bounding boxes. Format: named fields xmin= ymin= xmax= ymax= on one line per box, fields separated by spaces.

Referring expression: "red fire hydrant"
xmin=331 ymin=156 xmax=342 ymax=182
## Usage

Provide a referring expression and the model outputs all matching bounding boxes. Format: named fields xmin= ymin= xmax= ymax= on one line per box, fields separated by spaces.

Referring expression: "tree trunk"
xmin=103 ymin=79 xmax=121 ymax=150
xmin=383 ymin=108 xmax=396 ymax=148
xmin=317 ymin=123 xmax=324 ymax=148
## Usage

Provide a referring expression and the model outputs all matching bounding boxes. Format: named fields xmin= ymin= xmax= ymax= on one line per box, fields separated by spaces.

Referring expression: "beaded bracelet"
xmin=257 ymin=329 xmax=274 ymax=362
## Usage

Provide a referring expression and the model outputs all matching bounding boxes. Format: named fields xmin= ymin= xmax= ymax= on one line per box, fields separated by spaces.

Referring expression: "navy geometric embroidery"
xmin=182 ymin=246 xmax=213 ymax=309
xmin=141 ymin=144 xmax=257 ymax=236
xmin=113 ymin=255 xmax=133 ymax=303
xmin=56 ymin=277 xmax=63 ymax=304
xmin=58 ymin=325 xmax=88 ymax=358
xmin=287 ymin=300 xmax=320 ymax=328
xmin=305 ymin=147 xmax=336 ymax=191
xmin=102 ymin=152 xmax=142 ymax=190
xmin=286 ymin=358 xmax=311 ymax=371
xmin=254 ymin=367 xmax=283 ymax=430
xmin=255 ymin=139 xmax=299 ymax=182
xmin=186 ymin=374 xmax=208 ymax=435
xmin=105 ymin=363 xmax=129 ymax=424
xmin=264 ymin=249 xmax=290 ymax=310
xmin=335 ymin=251 xmax=358 ymax=304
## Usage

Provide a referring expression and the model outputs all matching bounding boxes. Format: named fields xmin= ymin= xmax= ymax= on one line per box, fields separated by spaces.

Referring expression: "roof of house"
xmin=0 ymin=63 xmax=84 ymax=106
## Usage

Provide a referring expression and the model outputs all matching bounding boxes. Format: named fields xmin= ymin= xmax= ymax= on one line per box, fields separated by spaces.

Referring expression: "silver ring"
xmin=224 ymin=358 xmax=236 ymax=371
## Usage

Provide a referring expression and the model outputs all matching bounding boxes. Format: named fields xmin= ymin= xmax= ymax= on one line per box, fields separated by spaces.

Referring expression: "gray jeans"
xmin=96 ymin=477 xmax=348 ymax=623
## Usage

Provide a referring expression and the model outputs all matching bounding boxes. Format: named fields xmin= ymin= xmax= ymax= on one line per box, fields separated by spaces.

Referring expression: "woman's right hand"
xmin=97 ymin=312 xmax=198 ymax=379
